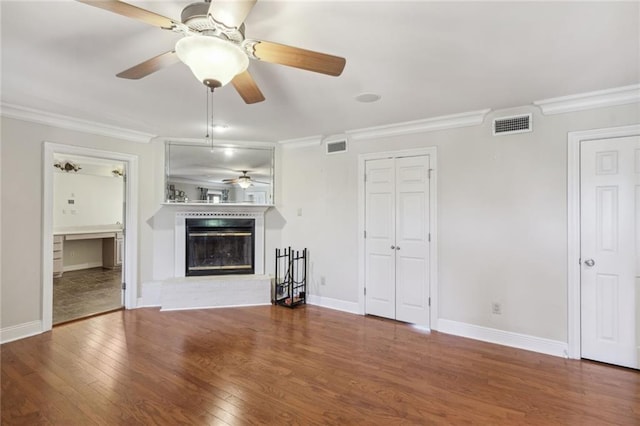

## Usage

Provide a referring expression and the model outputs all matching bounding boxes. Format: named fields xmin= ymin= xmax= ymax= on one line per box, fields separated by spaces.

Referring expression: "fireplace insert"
xmin=185 ymin=218 xmax=255 ymax=276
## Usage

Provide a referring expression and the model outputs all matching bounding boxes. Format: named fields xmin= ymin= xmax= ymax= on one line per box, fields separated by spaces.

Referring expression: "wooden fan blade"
xmin=76 ymin=0 xmax=178 ymax=29
xmin=222 ymin=178 xmax=239 ymax=183
xmin=231 ymin=71 xmax=265 ymax=104
xmin=208 ymin=0 xmax=257 ymax=30
xmin=116 ymin=51 xmax=179 ymax=79
xmin=253 ymin=41 xmax=346 ymax=76
xmin=252 ymin=179 xmax=270 ymax=185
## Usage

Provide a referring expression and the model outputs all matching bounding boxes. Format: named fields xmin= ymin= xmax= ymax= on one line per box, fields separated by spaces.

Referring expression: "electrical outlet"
xmin=491 ymin=302 xmax=502 ymax=315
xmin=70 ymin=251 xmax=75 ymax=258
xmin=320 ymin=276 xmax=326 ymax=286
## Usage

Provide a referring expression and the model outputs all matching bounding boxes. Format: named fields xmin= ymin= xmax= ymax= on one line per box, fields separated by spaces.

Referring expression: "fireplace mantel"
xmin=162 ymin=202 xmax=273 ymax=215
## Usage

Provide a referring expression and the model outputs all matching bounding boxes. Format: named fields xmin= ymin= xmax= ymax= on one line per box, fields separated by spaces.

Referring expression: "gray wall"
xmin=1 ymin=101 xmax=638 ymax=345
xmin=0 ymin=117 xmax=159 ymax=329
xmin=279 ymin=103 xmax=639 ymax=343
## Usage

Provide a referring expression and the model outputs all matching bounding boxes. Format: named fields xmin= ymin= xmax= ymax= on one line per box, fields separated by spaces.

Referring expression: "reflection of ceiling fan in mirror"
xmin=222 ymin=171 xmax=268 ymax=189
xmin=76 ymin=0 xmax=346 ymax=104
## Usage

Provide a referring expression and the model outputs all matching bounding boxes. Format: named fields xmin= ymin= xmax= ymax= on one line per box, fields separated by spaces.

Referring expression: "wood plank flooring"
xmin=2 ymin=305 xmax=638 ymax=425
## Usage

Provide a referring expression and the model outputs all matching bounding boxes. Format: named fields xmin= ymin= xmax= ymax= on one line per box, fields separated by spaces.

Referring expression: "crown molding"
xmin=278 ymin=135 xmax=323 ymax=148
xmin=346 ymin=109 xmax=491 ymax=141
xmin=0 ymin=103 xmax=156 ymax=143
xmin=533 ymin=84 xmax=640 ymax=115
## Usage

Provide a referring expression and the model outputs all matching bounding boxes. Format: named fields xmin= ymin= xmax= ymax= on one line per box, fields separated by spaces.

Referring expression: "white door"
xmin=395 ymin=156 xmax=430 ymax=324
xmin=580 ymin=135 xmax=639 ymax=369
xmin=365 ymin=158 xmax=396 ymax=319
xmin=365 ymin=155 xmax=430 ymax=325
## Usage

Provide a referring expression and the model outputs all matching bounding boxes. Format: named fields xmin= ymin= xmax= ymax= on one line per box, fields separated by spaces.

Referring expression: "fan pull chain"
xmin=210 ymin=88 xmax=215 ymax=152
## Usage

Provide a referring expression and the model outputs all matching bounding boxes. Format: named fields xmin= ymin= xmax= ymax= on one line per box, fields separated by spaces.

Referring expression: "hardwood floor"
xmin=2 ymin=305 xmax=638 ymax=425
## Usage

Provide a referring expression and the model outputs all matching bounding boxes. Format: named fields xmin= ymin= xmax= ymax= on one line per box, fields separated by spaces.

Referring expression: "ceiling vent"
xmin=493 ymin=113 xmax=532 ymax=136
xmin=326 ymin=139 xmax=348 ymax=155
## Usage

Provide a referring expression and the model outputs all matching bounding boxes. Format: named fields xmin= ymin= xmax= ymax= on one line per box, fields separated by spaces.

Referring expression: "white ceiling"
xmin=2 ymin=1 xmax=638 ymax=142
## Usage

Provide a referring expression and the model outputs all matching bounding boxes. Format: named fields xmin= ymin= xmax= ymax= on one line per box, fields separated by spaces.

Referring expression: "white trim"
xmin=306 ymin=294 xmax=360 ymax=314
xmin=534 ymin=84 xmax=640 ymax=115
xmin=0 ymin=321 xmax=43 ymax=344
xmin=161 ymin=137 xmax=275 ymax=148
xmin=43 ymin=142 xmax=139 ymax=332
xmin=438 ymin=319 xmax=568 ymax=358
xmin=566 ymin=124 xmax=640 ymax=359
xmin=1 ymin=103 xmax=155 ymax=143
xmin=278 ymin=135 xmax=323 ymax=148
xmin=137 ymin=281 xmax=163 ymax=308
xmin=347 ymin=109 xmax=490 ymax=141
xmin=63 ymin=261 xmax=103 ymax=272
xmin=357 ymin=147 xmax=439 ymax=329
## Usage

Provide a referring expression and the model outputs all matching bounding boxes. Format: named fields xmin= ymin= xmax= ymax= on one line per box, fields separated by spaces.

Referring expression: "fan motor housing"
xmin=181 ymin=2 xmax=245 ymax=41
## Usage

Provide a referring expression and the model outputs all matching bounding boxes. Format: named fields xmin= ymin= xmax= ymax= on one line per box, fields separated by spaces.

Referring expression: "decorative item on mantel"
xmin=274 ymin=247 xmax=307 ymax=308
xmin=54 ymin=161 xmax=81 ymax=172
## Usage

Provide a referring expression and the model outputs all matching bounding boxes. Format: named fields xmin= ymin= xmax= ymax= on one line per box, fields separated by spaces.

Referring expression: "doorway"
xmin=42 ymin=143 xmax=139 ymax=331
xmin=358 ymin=147 xmax=438 ymax=328
xmin=567 ymin=125 xmax=640 ymax=368
xmin=51 ymin=153 xmax=126 ymax=324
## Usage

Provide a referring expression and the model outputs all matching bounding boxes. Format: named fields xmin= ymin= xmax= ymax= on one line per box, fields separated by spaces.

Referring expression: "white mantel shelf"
xmin=162 ymin=203 xmax=273 ymax=213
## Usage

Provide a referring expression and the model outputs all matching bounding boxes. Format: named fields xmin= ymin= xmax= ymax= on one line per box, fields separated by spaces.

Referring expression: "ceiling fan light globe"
xmin=238 ymin=176 xmax=251 ymax=189
xmin=175 ymin=36 xmax=249 ymax=87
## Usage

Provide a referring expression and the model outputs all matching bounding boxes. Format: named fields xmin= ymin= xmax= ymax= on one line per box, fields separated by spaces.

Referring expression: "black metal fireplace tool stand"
xmin=274 ymin=247 xmax=307 ymax=308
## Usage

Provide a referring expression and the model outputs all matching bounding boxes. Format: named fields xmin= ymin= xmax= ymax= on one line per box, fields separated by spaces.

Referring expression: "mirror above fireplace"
xmin=165 ymin=142 xmax=275 ymax=205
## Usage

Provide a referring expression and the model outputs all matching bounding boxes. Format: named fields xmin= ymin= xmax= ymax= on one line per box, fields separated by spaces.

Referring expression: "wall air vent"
xmin=493 ymin=113 xmax=532 ymax=136
xmin=326 ymin=139 xmax=348 ymax=154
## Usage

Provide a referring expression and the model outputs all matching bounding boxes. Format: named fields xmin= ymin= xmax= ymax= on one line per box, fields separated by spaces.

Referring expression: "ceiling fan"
xmin=222 ymin=170 xmax=267 ymax=188
xmin=76 ymin=0 xmax=347 ymax=104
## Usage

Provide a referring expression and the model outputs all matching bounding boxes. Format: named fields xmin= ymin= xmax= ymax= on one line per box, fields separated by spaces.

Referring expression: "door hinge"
xmin=122 ymin=282 xmax=126 ymax=290
xmin=364 ymin=287 xmax=367 ymax=295
xmin=428 ymin=169 xmax=433 ymax=179
xmin=428 ymin=297 xmax=431 ymax=307
xmin=364 ymin=173 xmax=367 ymax=182
xmin=428 ymin=233 xmax=431 ymax=242
xmin=364 ymin=230 xmax=367 ymax=239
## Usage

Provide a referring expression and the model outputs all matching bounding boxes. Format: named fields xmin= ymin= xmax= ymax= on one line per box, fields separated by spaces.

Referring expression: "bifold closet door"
xmin=365 ymin=155 xmax=430 ymax=325
xmin=395 ymin=155 xmax=430 ymax=324
xmin=365 ymin=158 xmax=396 ymax=319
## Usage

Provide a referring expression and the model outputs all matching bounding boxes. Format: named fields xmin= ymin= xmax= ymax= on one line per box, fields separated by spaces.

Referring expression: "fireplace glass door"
xmin=185 ymin=218 xmax=255 ymax=276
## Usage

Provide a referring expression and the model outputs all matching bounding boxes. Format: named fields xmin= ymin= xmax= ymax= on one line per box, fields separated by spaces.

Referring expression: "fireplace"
xmin=174 ymin=208 xmax=268 ymax=278
xmin=185 ymin=218 xmax=255 ymax=276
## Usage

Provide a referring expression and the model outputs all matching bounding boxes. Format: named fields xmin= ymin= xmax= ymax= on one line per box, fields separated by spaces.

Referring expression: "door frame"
xmin=567 ymin=124 xmax=640 ymax=359
xmin=42 ymin=142 xmax=139 ymax=331
xmin=358 ymin=147 xmax=438 ymax=329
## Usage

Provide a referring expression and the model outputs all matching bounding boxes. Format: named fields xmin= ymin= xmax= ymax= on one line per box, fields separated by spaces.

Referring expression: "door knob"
xmin=391 ymin=245 xmax=395 ymax=250
xmin=584 ymin=259 xmax=595 ymax=267
xmin=395 ymin=246 xmax=400 ymax=250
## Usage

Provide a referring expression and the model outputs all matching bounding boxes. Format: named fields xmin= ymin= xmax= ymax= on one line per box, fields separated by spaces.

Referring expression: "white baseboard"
xmin=138 ymin=281 xmax=162 ymax=307
xmin=63 ymin=261 xmax=103 ymax=272
xmin=0 ymin=320 xmax=43 ymax=344
xmin=307 ymin=294 xmax=360 ymax=314
xmin=438 ymin=319 xmax=568 ymax=358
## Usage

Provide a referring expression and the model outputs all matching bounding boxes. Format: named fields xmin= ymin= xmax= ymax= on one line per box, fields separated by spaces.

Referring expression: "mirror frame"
xmin=164 ymin=141 xmax=275 ymax=205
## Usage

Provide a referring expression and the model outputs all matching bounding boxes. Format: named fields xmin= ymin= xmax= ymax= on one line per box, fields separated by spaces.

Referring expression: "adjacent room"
xmin=1 ymin=0 xmax=639 ymax=424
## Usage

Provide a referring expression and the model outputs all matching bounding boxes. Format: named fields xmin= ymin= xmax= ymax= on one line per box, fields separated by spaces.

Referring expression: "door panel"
xmin=581 ymin=136 xmax=639 ymax=369
xmin=365 ymin=159 xmax=396 ymax=319
xmin=395 ymin=156 xmax=430 ymax=324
